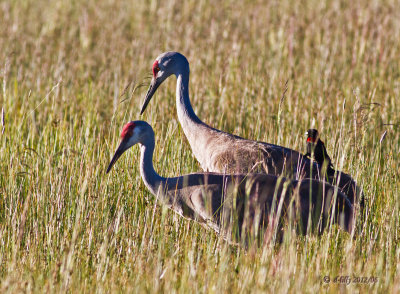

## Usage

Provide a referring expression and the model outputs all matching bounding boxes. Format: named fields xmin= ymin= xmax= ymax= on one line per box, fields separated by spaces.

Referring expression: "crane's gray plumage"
xmin=140 ymin=52 xmax=363 ymax=211
xmin=107 ymin=121 xmax=354 ymax=245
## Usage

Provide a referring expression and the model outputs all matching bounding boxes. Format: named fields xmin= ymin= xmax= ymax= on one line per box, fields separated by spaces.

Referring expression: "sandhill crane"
xmin=305 ymin=129 xmax=365 ymax=213
xmin=106 ymin=120 xmax=354 ymax=245
xmin=139 ymin=51 xmax=362 ymax=209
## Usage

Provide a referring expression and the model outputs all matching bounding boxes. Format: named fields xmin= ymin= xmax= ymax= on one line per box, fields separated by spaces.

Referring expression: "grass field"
xmin=1 ymin=0 xmax=399 ymax=292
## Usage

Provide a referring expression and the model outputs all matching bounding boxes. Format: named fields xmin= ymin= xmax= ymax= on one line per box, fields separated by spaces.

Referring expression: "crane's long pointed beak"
xmin=140 ymin=77 xmax=160 ymax=115
xmin=106 ymin=141 xmax=128 ymax=173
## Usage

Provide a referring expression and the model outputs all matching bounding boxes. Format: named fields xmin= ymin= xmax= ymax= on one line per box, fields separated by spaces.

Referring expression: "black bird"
xmin=305 ymin=129 xmax=365 ymax=215
xmin=305 ymin=129 xmax=335 ymax=176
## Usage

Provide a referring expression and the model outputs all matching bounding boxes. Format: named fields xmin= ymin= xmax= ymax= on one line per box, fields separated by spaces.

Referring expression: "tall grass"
xmin=0 ymin=0 xmax=399 ymax=292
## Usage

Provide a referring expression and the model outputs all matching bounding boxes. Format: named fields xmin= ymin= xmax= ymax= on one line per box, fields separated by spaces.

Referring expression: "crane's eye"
xmin=152 ymin=61 xmax=160 ymax=77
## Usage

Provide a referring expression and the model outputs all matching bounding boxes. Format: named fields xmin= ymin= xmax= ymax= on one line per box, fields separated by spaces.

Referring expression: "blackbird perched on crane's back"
xmin=305 ymin=129 xmax=335 ymax=176
xmin=304 ymin=129 xmax=365 ymax=214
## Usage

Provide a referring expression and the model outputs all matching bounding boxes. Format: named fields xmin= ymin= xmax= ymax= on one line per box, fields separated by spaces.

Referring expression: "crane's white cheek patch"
xmin=128 ymin=127 xmax=142 ymax=146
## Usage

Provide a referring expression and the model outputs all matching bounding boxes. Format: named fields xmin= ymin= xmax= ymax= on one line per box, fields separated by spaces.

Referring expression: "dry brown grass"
xmin=0 ymin=0 xmax=399 ymax=292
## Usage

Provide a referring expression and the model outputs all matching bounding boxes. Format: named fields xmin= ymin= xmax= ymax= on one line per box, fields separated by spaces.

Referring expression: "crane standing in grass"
xmin=140 ymin=51 xmax=362 ymax=209
xmin=107 ymin=121 xmax=354 ymax=245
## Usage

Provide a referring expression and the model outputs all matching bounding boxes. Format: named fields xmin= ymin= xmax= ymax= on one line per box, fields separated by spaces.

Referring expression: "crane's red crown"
xmin=152 ymin=60 xmax=160 ymax=77
xmin=121 ymin=122 xmax=136 ymax=139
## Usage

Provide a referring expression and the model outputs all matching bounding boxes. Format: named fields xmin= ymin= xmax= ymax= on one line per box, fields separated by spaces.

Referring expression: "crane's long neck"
xmin=176 ymin=72 xmax=203 ymax=126
xmin=139 ymin=136 xmax=166 ymax=196
xmin=175 ymin=71 xmax=217 ymax=169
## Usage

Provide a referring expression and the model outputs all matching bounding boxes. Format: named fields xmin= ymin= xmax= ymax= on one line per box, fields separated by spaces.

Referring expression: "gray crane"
xmin=106 ymin=120 xmax=354 ymax=245
xmin=140 ymin=52 xmax=363 ymax=211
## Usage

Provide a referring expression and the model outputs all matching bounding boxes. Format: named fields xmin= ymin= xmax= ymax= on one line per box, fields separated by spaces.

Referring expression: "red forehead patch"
xmin=120 ymin=122 xmax=136 ymax=139
xmin=152 ymin=60 xmax=159 ymax=76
